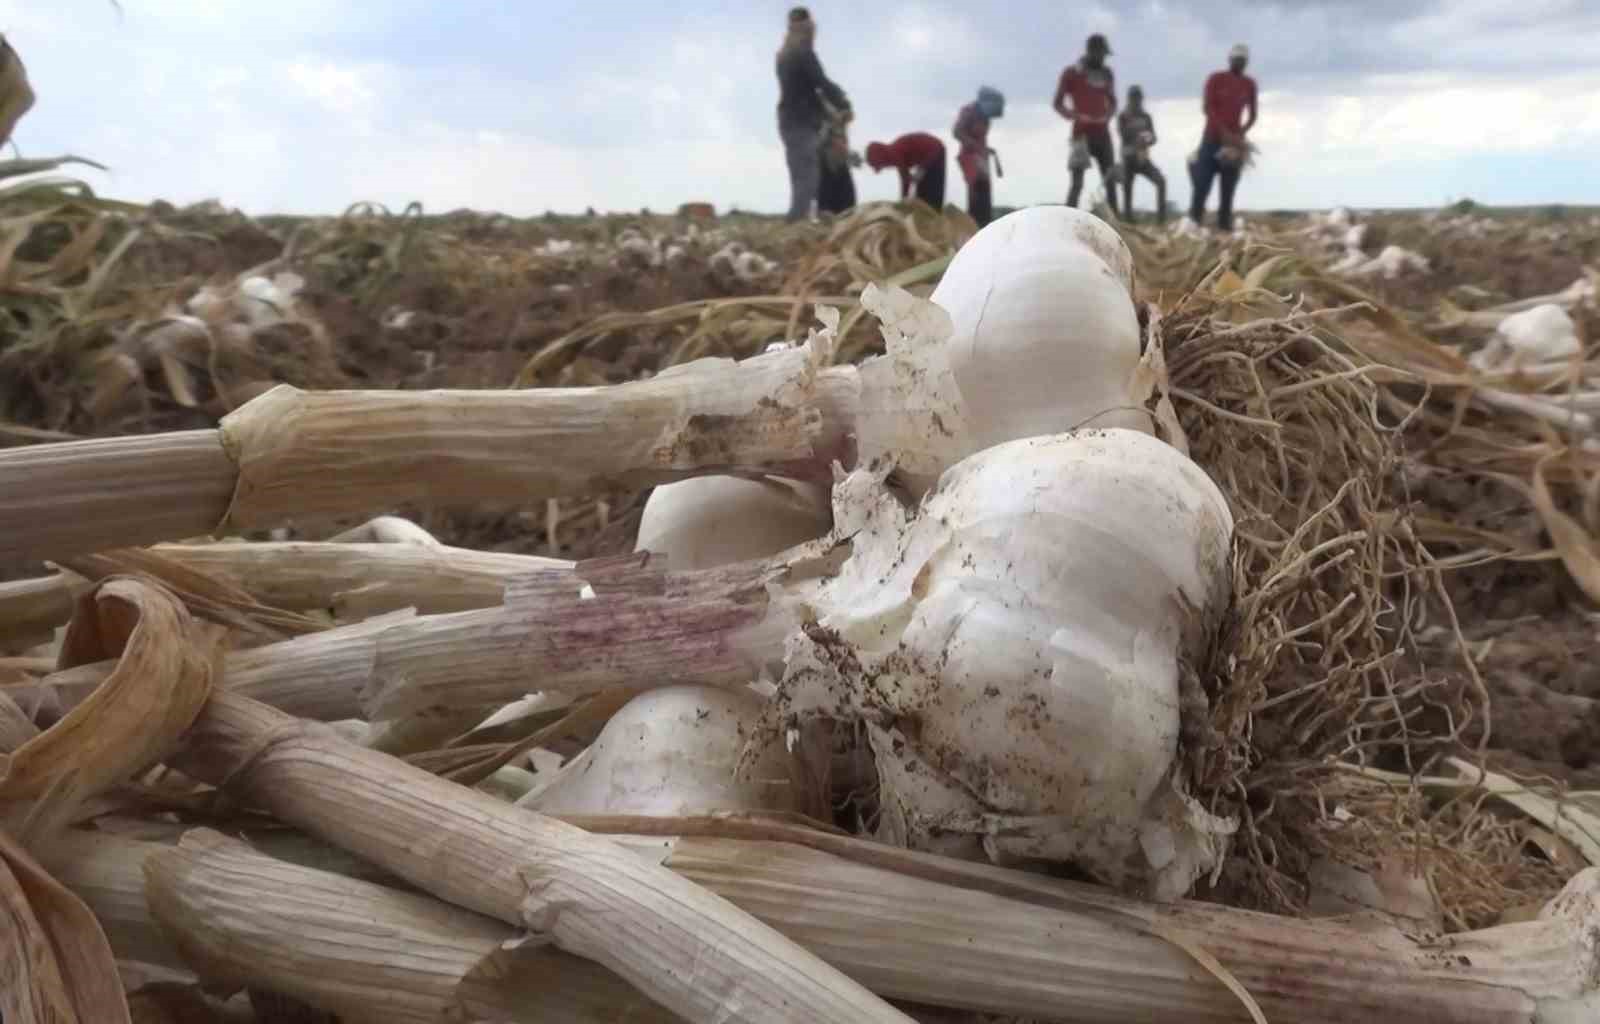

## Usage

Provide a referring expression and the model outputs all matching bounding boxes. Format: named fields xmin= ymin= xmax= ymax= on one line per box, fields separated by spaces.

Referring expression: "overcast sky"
xmin=3 ymin=1 xmax=1598 ymax=216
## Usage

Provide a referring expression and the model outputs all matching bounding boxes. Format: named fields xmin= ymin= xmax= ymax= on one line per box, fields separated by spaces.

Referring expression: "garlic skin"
xmin=634 ymin=475 xmax=831 ymax=571
xmin=927 ymin=206 xmax=1147 ymax=453
xmin=516 ymin=685 xmax=800 ymax=817
xmin=780 ymin=428 xmax=1234 ymax=895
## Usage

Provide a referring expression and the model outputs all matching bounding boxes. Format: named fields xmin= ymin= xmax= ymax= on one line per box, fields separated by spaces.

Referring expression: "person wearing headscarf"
xmin=1116 ymin=85 xmax=1166 ymax=222
xmin=1053 ymin=33 xmax=1120 ymax=216
xmin=775 ymin=7 xmax=851 ymax=222
xmin=865 ymin=131 xmax=947 ymax=210
xmin=1189 ymin=43 xmax=1258 ymax=232
xmin=953 ymin=86 xmax=1003 ymax=227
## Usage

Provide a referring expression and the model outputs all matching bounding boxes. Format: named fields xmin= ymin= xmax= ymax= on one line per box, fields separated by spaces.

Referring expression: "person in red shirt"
xmin=1188 ymin=43 xmax=1259 ymax=232
xmin=953 ymin=86 xmax=1004 ymax=227
xmin=865 ymin=132 xmax=948 ymax=210
xmin=1053 ymin=33 xmax=1120 ymax=217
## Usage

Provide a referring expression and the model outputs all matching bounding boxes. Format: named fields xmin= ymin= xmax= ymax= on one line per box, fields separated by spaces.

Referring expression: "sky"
xmin=2 ymin=0 xmax=1598 ymax=216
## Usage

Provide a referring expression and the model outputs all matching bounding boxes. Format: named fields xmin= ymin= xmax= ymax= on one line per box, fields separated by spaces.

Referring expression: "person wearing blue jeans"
xmin=1189 ymin=44 xmax=1257 ymax=232
xmin=1188 ymin=139 xmax=1242 ymax=232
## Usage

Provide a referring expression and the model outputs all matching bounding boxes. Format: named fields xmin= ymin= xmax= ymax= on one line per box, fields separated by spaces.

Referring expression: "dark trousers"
xmin=1067 ymin=128 xmax=1119 ymax=216
xmin=1122 ymin=157 xmax=1167 ymax=222
xmin=818 ymin=161 xmax=856 ymax=215
xmin=967 ymin=176 xmax=993 ymax=227
xmin=1189 ymin=138 xmax=1241 ymax=231
xmin=914 ymin=155 xmax=946 ymax=209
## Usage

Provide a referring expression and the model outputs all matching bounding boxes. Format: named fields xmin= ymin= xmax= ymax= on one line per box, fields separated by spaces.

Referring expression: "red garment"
xmin=1056 ymin=61 xmax=1115 ymax=137
xmin=953 ymin=102 xmax=990 ymax=185
xmin=879 ymin=132 xmax=945 ymax=194
xmin=1203 ymin=70 xmax=1257 ymax=143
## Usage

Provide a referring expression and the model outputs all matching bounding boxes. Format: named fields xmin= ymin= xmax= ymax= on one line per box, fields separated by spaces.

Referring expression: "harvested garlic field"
xmin=3 ymin=180 xmax=1600 ymax=1024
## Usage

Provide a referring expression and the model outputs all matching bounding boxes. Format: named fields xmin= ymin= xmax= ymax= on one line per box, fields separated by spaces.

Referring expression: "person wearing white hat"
xmin=1188 ymin=43 xmax=1258 ymax=232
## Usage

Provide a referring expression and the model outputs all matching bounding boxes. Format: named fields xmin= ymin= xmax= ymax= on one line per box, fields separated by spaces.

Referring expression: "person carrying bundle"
xmin=953 ymin=86 xmax=1004 ymax=227
xmin=775 ymin=7 xmax=852 ymax=223
xmin=1053 ymin=33 xmax=1120 ymax=217
xmin=865 ymin=132 xmax=947 ymax=210
xmin=1116 ymin=85 xmax=1166 ymax=222
xmin=1188 ymin=43 xmax=1258 ymax=232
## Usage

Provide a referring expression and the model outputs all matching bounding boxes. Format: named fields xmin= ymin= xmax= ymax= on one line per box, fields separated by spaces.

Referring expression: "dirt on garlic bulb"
xmin=776 ymin=428 xmax=1236 ymax=899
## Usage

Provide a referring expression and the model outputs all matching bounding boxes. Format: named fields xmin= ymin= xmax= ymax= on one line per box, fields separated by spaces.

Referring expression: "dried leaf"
xmin=58 ymin=549 xmax=326 ymax=641
xmin=0 ymin=827 xmax=130 ymax=1023
xmin=1211 ymin=268 xmax=1247 ymax=297
xmin=1530 ymin=453 xmax=1600 ymax=605
xmin=0 ymin=689 xmax=40 ymax=752
xmin=0 ymin=578 xmax=219 ymax=819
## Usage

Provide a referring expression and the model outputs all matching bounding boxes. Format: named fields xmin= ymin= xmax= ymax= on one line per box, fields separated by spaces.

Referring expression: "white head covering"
xmin=1229 ymin=43 xmax=1250 ymax=61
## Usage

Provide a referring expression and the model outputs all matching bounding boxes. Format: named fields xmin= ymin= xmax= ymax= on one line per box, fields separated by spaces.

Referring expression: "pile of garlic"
xmin=556 ymin=206 xmax=1238 ymax=900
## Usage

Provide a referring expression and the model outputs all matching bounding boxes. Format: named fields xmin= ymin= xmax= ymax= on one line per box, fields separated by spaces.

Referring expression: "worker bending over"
xmin=865 ymin=132 xmax=947 ymax=209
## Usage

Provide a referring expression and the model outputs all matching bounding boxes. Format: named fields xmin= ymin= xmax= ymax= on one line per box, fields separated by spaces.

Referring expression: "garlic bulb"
xmin=517 ymin=685 xmax=801 ymax=816
xmin=634 ymin=474 xmax=830 ymax=570
xmin=1468 ymin=303 xmax=1580 ymax=372
xmin=929 ymin=205 xmax=1146 ymax=452
xmin=779 ymin=428 xmax=1235 ymax=896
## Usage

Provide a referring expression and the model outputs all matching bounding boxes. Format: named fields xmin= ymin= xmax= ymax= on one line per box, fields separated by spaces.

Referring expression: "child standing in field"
xmin=953 ymin=87 xmax=1004 ymax=227
xmin=1053 ymin=33 xmax=1120 ymax=217
xmin=1117 ymin=86 xmax=1166 ymax=222
xmin=817 ymin=101 xmax=860 ymax=215
xmin=1189 ymin=43 xmax=1258 ymax=232
xmin=865 ymin=132 xmax=948 ymax=210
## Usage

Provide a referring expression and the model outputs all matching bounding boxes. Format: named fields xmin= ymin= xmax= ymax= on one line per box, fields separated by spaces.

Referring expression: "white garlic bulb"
xmin=779 ymin=428 xmax=1234 ymax=896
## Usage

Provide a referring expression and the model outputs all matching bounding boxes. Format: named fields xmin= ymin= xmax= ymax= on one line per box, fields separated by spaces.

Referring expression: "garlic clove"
xmin=634 ymin=474 xmax=831 ymax=571
xmin=930 ymin=208 xmax=1147 ymax=451
xmin=516 ymin=684 xmax=801 ymax=817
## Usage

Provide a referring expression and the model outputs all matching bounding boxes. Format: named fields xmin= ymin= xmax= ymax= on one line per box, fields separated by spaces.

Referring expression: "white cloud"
xmin=285 ymin=61 xmax=379 ymax=120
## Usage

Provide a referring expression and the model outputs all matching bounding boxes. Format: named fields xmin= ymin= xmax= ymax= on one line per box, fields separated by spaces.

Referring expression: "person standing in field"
xmin=1053 ymin=33 xmax=1120 ymax=217
xmin=865 ymin=131 xmax=947 ymax=210
xmin=1117 ymin=85 xmax=1166 ymax=222
xmin=1189 ymin=44 xmax=1258 ymax=232
xmin=953 ymin=86 xmax=1004 ymax=227
xmin=775 ymin=7 xmax=852 ymax=223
